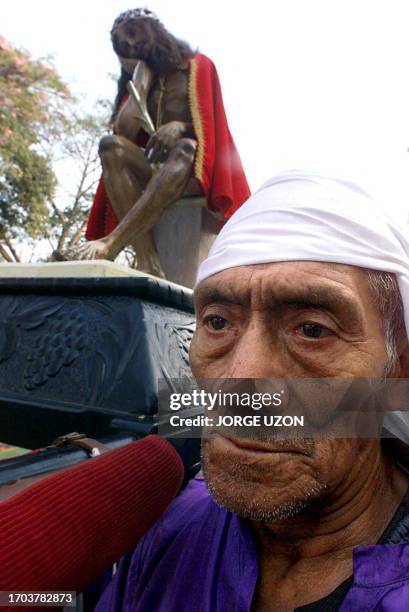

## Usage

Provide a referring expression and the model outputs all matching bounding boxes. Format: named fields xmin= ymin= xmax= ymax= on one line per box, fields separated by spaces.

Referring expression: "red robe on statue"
xmin=85 ymin=54 xmax=250 ymax=241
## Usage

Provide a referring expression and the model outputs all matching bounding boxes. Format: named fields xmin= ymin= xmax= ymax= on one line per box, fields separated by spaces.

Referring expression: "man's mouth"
xmin=213 ymin=434 xmax=311 ymax=457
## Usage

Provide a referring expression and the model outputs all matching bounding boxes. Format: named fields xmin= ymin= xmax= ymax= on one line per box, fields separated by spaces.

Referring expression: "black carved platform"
xmin=0 ymin=275 xmax=195 ymax=450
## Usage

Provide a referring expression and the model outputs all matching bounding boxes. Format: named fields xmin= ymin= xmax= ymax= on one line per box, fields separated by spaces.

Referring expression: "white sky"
xmin=2 ymin=0 xmax=409 ymax=223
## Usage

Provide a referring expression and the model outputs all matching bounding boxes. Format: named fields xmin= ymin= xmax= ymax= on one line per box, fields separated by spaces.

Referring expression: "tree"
xmin=47 ymin=104 xmax=108 ymax=256
xmin=0 ymin=36 xmax=71 ymax=260
xmin=0 ymin=36 xmax=109 ymax=262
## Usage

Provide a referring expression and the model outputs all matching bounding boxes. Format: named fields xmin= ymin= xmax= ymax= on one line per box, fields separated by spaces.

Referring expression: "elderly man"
xmin=96 ymin=171 xmax=409 ymax=611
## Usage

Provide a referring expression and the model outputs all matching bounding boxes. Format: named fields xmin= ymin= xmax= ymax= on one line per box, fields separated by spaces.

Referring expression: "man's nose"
xmin=225 ymin=321 xmax=285 ymax=378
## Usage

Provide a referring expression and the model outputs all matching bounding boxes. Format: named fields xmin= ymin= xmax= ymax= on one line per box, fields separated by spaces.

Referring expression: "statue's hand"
xmin=145 ymin=121 xmax=186 ymax=164
xmin=56 ymin=240 xmax=115 ymax=262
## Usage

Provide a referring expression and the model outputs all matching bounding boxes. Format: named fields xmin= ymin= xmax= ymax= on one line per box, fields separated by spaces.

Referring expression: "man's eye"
xmin=204 ymin=315 xmax=228 ymax=331
xmin=299 ymin=323 xmax=331 ymax=338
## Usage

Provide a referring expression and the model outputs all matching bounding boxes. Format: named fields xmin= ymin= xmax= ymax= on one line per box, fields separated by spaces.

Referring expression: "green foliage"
xmin=0 ymin=36 xmax=71 ymax=240
xmin=0 ymin=143 xmax=56 ymax=238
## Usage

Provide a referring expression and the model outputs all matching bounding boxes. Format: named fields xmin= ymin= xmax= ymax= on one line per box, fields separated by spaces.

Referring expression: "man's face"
xmin=190 ymin=261 xmax=393 ymax=520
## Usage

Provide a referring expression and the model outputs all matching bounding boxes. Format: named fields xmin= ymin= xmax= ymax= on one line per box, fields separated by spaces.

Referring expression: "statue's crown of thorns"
xmin=111 ymin=8 xmax=159 ymax=37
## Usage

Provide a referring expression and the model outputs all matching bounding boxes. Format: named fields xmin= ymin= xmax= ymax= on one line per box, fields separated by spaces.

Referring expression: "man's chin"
xmin=201 ymin=436 xmax=325 ymax=520
xmin=203 ymin=469 xmax=319 ymax=521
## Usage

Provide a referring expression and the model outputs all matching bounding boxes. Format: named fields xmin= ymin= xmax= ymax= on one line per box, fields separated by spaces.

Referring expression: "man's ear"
xmin=381 ymin=332 xmax=409 ymax=415
xmin=394 ymin=331 xmax=409 ymax=378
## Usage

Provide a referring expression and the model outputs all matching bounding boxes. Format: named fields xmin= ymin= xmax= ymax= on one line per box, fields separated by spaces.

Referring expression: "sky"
xmin=2 ymin=0 xmax=409 ymax=222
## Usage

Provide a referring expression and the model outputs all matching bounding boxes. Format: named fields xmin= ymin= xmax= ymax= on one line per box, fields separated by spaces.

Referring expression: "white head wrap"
xmin=196 ymin=170 xmax=409 ymax=442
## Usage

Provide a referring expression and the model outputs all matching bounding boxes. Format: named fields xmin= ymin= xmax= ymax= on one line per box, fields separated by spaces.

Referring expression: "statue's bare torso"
xmin=148 ymin=68 xmax=192 ymax=127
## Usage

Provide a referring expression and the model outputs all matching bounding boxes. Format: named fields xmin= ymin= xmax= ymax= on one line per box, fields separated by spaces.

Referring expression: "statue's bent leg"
xmin=99 ymin=135 xmax=151 ymax=219
xmin=103 ymin=138 xmax=197 ymax=261
xmin=60 ymin=139 xmax=196 ymax=268
xmin=99 ymin=135 xmax=162 ymax=274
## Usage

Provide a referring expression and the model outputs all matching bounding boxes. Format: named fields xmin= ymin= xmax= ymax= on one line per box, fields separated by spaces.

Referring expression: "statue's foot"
xmin=53 ymin=240 xmax=115 ymax=262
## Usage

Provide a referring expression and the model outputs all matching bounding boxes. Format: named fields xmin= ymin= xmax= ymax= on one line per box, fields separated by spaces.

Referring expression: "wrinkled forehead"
xmin=194 ymin=261 xmax=372 ymax=310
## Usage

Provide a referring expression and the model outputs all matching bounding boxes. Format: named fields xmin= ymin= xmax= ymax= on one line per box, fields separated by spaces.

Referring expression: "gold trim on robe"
xmin=188 ymin=57 xmax=205 ymax=184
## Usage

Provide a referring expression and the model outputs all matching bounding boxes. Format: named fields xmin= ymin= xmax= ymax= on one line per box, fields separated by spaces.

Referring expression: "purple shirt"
xmin=96 ymin=477 xmax=409 ymax=611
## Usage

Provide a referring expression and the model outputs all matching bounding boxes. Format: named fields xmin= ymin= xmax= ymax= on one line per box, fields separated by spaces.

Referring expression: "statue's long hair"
xmin=112 ymin=19 xmax=195 ymax=120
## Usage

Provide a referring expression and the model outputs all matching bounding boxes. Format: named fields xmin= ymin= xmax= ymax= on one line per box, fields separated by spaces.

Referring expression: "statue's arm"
xmin=178 ymin=121 xmax=195 ymax=138
xmin=145 ymin=121 xmax=196 ymax=163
